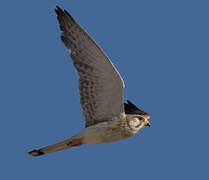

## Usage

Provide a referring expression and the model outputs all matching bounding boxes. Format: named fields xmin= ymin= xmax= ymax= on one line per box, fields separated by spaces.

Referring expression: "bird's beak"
xmin=146 ymin=122 xmax=151 ymax=127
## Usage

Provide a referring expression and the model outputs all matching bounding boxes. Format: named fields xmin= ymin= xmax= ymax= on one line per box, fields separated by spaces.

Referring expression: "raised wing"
xmin=55 ymin=6 xmax=125 ymax=127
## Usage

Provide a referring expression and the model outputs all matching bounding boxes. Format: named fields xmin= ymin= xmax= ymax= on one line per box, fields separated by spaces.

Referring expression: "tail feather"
xmin=28 ymin=138 xmax=83 ymax=156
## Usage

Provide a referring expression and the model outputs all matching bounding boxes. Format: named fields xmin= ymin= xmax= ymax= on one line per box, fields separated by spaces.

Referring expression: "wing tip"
xmin=124 ymin=100 xmax=150 ymax=119
xmin=55 ymin=5 xmax=62 ymax=14
xmin=55 ymin=5 xmax=75 ymax=22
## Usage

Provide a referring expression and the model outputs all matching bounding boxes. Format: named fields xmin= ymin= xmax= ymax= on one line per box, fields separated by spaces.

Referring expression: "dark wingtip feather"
xmin=55 ymin=5 xmax=62 ymax=15
xmin=127 ymin=100 xmax=139 ymax=110
xmin=55 ymin=5 xmax=62 ymax=11
xmin=124 ymin=100 xmax=150 ymax=118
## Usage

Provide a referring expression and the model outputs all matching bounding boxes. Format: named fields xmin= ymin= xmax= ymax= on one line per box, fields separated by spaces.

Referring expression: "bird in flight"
xmin=28 ymin=6 xmax=150 ymax=156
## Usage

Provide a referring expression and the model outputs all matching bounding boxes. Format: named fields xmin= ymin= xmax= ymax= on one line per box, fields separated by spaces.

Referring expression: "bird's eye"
xmin=138 ymin=117 xmax=144 ymax=121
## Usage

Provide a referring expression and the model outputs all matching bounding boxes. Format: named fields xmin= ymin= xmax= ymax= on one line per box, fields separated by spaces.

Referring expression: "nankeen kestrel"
xmin=28 ymin=6 xmax=150 ymax=156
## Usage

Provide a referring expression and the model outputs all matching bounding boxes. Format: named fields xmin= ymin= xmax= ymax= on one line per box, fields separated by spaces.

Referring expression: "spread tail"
xmin=28 ymin=138 xmax=83 ymax=156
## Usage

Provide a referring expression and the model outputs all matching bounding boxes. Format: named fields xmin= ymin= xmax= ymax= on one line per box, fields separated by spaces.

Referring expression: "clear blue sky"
xmin=0 ymin=0 xmax=208 ymax=179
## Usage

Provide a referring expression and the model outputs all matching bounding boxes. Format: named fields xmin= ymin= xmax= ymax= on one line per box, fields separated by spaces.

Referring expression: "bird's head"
xmin=124 ymin=100 xmax=150 ymax=132
xmin=127 ymin=114 xmax=150 ymax=133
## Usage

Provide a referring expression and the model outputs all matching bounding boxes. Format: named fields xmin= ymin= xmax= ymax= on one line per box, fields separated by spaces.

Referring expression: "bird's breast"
xmin=78 ymin=118 xmax=133 ymax=144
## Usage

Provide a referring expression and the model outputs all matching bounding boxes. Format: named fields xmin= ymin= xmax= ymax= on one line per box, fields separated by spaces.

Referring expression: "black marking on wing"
xmin=124 ymin=100 xmax=149 ymax=116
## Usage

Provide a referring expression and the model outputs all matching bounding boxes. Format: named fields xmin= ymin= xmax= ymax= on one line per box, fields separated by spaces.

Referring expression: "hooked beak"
xmin=146 ymin=122 xmax=151 ymax=127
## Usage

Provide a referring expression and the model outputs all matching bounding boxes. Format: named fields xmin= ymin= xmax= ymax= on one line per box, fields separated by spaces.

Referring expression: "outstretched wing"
xmin=55 ymin=6 xmax=125 ymax=127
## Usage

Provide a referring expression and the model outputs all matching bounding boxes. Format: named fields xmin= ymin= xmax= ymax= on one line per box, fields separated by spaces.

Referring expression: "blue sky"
xmin=0 ymin=0 xmax=208 ymax=179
